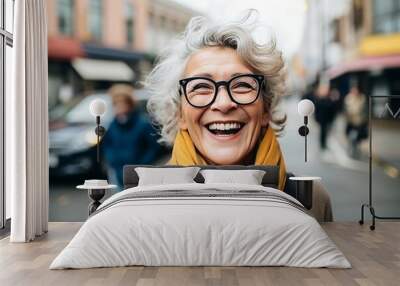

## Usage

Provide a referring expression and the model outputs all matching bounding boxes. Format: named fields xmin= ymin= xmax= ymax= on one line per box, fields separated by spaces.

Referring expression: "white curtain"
xmin=8 ymin=0 xmax=49 ymax=242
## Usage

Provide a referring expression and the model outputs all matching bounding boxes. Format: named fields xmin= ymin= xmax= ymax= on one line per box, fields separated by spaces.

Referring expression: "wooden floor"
xmin=0 ymin=222 xmax=399 ymax=286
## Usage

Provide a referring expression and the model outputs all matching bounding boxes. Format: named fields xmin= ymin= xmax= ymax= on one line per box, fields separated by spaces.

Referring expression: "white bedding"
xmin=50 ymin=183 xmax=351 ymax=269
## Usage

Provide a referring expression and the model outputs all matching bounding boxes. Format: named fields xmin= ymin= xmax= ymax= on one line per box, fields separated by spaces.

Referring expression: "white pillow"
xmin=200 ymin=169 xmax=266 ymax=185
xmin=135 ymin=167 xmax=200 ymax=186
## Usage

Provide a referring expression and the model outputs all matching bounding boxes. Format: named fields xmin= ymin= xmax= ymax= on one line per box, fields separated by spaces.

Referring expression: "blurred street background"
xmin=46 ymin=0 xmax=400 ymax=222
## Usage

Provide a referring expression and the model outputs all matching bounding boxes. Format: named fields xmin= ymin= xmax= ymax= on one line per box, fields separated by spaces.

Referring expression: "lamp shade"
xmin=298 ymin=99 xmax=315 ymax=116
xmin=89 ymin=99 xmax=107 ymax=117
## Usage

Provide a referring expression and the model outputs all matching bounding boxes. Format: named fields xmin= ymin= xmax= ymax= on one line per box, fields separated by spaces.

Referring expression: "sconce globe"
xmin=298 ymin=99 xmax=315 ymax=117
xmin=89 ymin=99 xmax=107 ymax=117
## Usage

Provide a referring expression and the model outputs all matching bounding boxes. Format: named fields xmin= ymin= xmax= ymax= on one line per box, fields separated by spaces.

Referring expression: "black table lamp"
xmin=89 ymin=99 xmax=107 ymax=163
xmin=297 ymin=99 xmax=315 ymax=162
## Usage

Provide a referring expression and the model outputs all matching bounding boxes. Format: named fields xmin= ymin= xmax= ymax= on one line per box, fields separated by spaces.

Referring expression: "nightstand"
xmin=289 ymin=177 xmax=321 ymax=210
xmin=77 ymin=180 xmax=117 ymax=215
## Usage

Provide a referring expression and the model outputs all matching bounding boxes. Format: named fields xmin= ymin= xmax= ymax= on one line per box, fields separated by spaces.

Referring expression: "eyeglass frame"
xmin=178 ymin=73 xmax=266 ymax=108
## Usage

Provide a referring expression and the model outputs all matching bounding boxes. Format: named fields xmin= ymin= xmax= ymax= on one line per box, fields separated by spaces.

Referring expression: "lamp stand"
xmin=305 ymin=116 xmax=308 ymax=162
xmin=94 ymin=116 xmax=106 ymax=164
xmin=298 ymin=116 xmax=309 ymax=163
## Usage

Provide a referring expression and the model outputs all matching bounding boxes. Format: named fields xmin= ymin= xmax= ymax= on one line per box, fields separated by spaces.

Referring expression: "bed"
xmin=50 ymin=165 xmax=350 ymax=269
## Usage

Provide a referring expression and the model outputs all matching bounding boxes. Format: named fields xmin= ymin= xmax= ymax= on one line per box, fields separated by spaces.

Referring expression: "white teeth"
xmin=208 ymin=122 xmax=242 ymax=131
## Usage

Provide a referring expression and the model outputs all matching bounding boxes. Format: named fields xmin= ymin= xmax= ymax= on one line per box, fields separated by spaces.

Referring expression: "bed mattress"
xmin=50 ymin=183 xmax=350 ymax=269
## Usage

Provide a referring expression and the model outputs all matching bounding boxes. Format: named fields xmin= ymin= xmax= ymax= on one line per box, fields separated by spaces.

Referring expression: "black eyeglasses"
xmin=179 ymin=74 xmax=265 ymax=108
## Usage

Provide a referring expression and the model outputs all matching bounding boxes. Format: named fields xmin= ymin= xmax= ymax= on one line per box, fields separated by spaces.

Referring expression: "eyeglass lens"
xmin=185 ymin=75 xmax=260 ymax=107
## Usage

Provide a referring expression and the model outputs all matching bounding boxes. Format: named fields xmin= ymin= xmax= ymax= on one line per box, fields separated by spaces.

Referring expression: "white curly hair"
xmin=146 ymin=9 xmax=287 ymax=145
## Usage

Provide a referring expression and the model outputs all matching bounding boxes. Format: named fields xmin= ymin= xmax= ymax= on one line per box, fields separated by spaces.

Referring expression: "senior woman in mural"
xmin=146 ymin=11 xmax=332 ymax=220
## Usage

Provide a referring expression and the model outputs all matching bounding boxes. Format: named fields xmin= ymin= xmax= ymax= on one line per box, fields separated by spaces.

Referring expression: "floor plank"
xmin=0 ymin=222 xmax=399 ymax=286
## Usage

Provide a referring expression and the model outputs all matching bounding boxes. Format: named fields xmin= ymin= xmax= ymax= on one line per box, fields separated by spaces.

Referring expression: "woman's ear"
xmin=179 ymin=112 xmax=188 ymax=130
xmin=261 ymin=112 xmax=270 ymax=127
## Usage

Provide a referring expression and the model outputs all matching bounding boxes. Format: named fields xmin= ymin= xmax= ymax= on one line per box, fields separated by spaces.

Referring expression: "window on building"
xmin=1 ymin=0 xmax=14 ymax=231
xmin=125 ymin=0 xmax=135 ymax=46
xmin=147 ymin=11 xmax=157 ymax=53
xmin=159 ymin=15 xmax=168 ymax=48
xmin=57 ymin=0 xmax=74 ymax=36
xmin=88 ymin=0 xmax=102 ymax=41
xmin=160 ymin=15 xmax=166 ymax=27
xmin=373 ymin=0 xmax=400 ymax=34
xmin=352 ymin=0 xmax=363 ymax=30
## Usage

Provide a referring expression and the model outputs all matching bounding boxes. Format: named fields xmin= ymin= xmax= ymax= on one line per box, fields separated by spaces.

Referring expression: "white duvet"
xmin=50 ymin=183 xmax=351 ymax=269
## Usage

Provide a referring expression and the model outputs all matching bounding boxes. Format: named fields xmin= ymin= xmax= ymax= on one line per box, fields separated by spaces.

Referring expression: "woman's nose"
xmin=210 ymin=86 xmax=238 ymax=113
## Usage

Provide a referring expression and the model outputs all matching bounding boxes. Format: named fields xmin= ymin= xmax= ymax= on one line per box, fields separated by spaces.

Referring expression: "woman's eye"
xmin=232 ymin=82 xmax=254 ymax=90
xmin=191 ymin=83 xmax=212 ymax=91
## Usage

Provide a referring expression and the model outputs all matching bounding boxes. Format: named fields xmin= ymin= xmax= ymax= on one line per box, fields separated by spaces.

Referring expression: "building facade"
xmin=294 ymin=0 xmax=400 ymax=99
xmin=292 ymin=0 xmax=351 ymax=89
xmin=46 ymin=0 xmax=197 ymax=109
xmin=327 ymin=0 xmax=400 ymax=110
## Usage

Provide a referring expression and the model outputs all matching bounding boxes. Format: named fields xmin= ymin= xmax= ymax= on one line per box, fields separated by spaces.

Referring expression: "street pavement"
xmin=49 ymin=96 xmax=400 ymax=222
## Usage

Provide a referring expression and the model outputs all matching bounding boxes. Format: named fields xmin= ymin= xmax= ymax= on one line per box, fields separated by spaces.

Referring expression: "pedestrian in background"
xmin=102 ymin=84 xmax=162 ymax=189
xmin=344 ymin=84 xmax=368 ymax=158
xmin=313 ymin=80 xmax=340 ymax=152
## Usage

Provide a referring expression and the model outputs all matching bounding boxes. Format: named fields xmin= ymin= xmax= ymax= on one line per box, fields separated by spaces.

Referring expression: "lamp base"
xmin=88 ymin=189 xmax=106 ymax=215
xmin=359 ymin=203 xmax=400 ymax=231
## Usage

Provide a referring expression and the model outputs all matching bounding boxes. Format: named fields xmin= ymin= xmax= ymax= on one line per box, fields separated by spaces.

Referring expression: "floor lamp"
xmin=359 ymin=95 xmax=400 ymax=230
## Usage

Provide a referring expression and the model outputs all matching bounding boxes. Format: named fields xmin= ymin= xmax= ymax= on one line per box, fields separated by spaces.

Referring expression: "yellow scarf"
xmin=168 ymin=126 xmax=286 ymax=190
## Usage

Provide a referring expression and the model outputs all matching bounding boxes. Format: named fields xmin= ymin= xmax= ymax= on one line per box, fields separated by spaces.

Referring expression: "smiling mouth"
xmin=205 ymin=121 xmax=245 ymax=136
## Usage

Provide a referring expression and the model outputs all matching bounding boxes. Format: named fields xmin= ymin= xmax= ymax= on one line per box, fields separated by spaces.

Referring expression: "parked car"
xmin=49 ymin=90 xmax=166 ymax=179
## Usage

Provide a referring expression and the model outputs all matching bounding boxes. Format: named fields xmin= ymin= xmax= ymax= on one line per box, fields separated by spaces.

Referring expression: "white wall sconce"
xmin=298 ymin=99 xmax=315 ymax=162
xmin=89 ymin=99 xmax=107 ymax=163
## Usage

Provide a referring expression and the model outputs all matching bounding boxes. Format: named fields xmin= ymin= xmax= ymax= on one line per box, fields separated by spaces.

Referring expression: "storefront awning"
xmin=72 ymin=58 xmax=135 ymax=82
xmin=82 ymin=43 xmax=144 ymax=62
xmin=48 ymin=36 xmax=84 ymax=60
xmin=359 ymin=34 xmax=400 ymax=57
xmin=327 ymin=55 xmax=400 ymax=79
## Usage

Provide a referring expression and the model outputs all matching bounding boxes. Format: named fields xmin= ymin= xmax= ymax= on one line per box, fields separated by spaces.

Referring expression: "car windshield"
xmin=62 ymin=94 xmax=114 ymax=124
xmin=50 ymin=89 xmax=151 ymax=124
